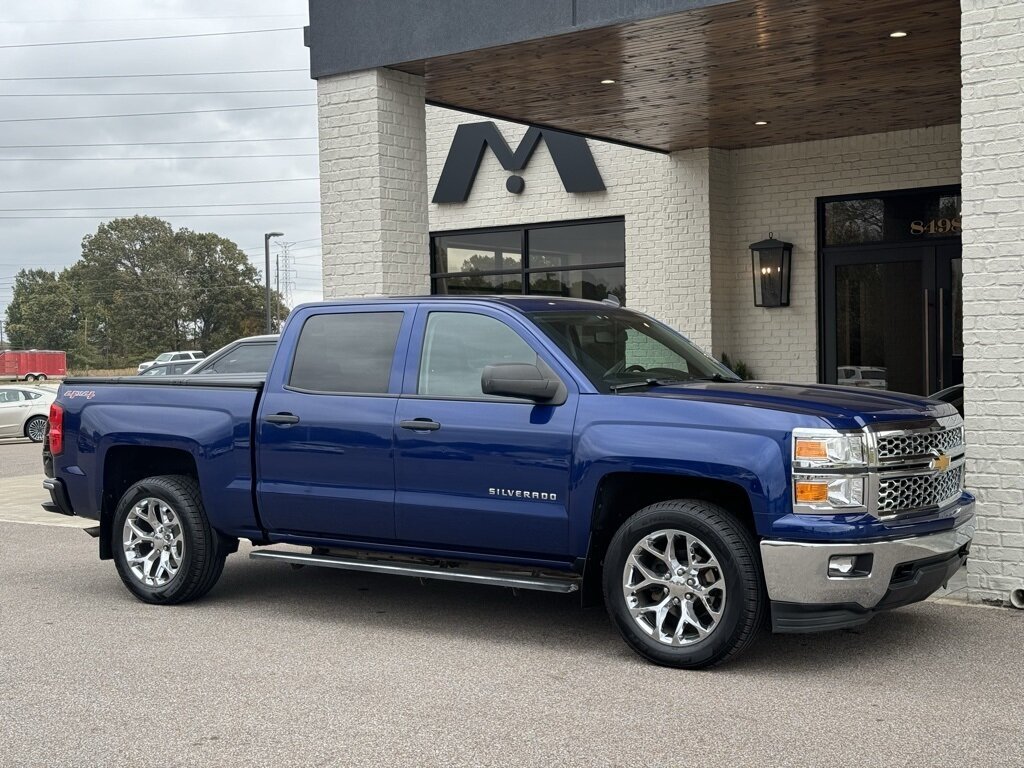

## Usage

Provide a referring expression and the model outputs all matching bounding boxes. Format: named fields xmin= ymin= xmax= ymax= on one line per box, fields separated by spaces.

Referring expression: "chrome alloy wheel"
xmin=122 ymin=498 xmax=184 ymax=588
xmin=26 ymin=417 xmax=46 ymax=443
xmin=622 ymin=528 xmax=727 ymax=646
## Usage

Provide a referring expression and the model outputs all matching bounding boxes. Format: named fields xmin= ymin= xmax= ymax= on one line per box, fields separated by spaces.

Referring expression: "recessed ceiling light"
xmin=754 ymin=120 xmax=769 ymax=126
xmin=600 ymin=78 xmax=616 ymax=84
xmin=889 ymin=31 xmax=908 ymax=38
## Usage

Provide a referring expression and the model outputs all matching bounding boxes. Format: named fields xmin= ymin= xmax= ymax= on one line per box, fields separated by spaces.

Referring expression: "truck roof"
xmin=293 ymin=295 xmax=617 ymax=314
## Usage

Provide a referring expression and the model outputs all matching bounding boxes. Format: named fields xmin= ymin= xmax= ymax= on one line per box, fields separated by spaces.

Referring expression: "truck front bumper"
xmin=761 ymin=509 xmax=974 ymax=633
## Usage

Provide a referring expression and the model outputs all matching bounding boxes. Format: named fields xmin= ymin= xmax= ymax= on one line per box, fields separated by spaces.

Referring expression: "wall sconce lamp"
xmin=750 ymin=233 xmax=792 ymax=307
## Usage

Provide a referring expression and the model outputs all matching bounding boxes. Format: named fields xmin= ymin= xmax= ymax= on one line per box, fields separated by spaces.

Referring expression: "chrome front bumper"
xmin=761 ymin=504 xmax=975 ymax=611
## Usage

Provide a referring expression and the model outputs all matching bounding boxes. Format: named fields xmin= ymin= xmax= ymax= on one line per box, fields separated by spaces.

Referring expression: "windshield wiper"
xmin=688 ymin=374 xmax=737 ymax=383
xmin=609 ymin=378 xmax=684 ymax=393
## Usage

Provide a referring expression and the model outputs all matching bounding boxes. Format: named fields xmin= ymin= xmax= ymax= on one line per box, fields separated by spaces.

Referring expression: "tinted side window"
xmin=22 ymin=391 xmax=42 ymax=400
xmin=207 ymin=343 xmax=276 ymax=374
xmin=289 ymin=312 xmax=403 ymax=394
xmin=418 ymin=312 xmax=537 ymax=398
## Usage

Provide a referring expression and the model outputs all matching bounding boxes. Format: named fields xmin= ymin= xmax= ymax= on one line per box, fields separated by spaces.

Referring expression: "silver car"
xmin=0 ymin=385 xmax=55 ymax=442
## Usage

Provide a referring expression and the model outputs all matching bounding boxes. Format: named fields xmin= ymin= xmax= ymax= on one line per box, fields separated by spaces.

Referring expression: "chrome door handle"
xmin=923 ymin=288 xmax=931 ymax=394
xmin=937 ymin=288 xmax=946 ymax=391
xmin=400 ymin=418 xmax=441 ymax=432
xmin=265 ymin=413 xmax=300 ymax=425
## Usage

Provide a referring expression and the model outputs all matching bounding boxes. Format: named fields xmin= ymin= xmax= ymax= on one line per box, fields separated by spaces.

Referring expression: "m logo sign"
xmin=432 ymin=121 xmax=605 ymax=204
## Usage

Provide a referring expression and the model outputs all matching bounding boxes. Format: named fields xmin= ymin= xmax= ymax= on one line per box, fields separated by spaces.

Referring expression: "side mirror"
xmin=481 ymin=363 xmax=565 ymax=404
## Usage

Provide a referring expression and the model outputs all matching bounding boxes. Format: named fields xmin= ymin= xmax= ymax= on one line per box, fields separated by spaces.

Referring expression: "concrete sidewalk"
xmin=0 ymin=474 xmax=92 ymax=528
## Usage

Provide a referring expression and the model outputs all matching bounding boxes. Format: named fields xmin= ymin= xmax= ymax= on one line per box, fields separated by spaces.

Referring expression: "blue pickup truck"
xmin=42 ymin=297 xmax=974 ymax=668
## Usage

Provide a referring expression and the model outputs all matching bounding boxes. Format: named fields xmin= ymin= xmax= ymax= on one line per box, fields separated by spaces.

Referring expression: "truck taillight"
xmin=48 ymin=403 xmax=64 ymax=456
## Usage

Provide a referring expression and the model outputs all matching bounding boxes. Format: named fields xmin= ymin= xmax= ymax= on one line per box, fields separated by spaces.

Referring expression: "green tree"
xmin=4 ymin=216 xmax=287 ymax=368
xmin=3 ymin=269 xmax=79 ymax=353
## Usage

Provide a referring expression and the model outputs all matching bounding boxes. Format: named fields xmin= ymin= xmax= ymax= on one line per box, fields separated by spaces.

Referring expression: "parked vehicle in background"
xmin=137 ymin=361 xmax=197 ymax=377
xmin=44 ymin=297 xmax=973 ymax=669
xmin=837 ymin=365 xmax=887 ymax=389
xmin=0 ymin=350 xmax=67 ymax=382
xmin=931 ymin=384 xmax=965 ymax=417
xmin=0 ymin=384 xmax=55 ymax=442
xmin=188 ymin=335 xmax=278 ymax=375
xmin=137 ymin=350 xmax=205 ymax=374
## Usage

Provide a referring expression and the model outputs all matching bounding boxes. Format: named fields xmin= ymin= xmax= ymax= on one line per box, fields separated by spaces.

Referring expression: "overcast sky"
xmin=0 ymin=0 xmax=322 ymax=328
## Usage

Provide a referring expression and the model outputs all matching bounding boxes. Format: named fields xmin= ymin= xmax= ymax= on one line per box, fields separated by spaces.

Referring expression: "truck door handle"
xmin=265 ymin=413 xmax=300 ymax=425
xmin=400 ymin=418 xmax=441 ymax=432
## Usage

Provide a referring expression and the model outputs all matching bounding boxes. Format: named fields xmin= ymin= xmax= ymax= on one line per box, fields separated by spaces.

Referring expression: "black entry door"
xmin=822 ymin=245 xmax=962 ymax=396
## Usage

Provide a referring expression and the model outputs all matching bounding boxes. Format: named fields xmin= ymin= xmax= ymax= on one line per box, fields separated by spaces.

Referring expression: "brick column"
xmin=961 ymin=1 xmax=1024 ymax=605
xmin=318 ymin=68 xmax=430 ymax=297
xmin=626 ymin=148 xmax=715 ymax=352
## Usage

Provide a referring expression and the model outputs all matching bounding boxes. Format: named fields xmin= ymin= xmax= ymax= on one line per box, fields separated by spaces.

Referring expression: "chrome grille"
xmin=877 ymin=465 xmax=965 ymax=515
xmin=876 ymin=426 xmax=964 ymax=460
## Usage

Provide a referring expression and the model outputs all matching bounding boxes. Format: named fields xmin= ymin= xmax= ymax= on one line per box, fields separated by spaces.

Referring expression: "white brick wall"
xmin=319 ymin=69 xmax=429 ymax=297
xmin=427 ymin=107 xmax=715 ymax=351
xmin=961 ymin=0 xmax=1024 ymax=605
xmin=713 ymin=126 xmax=961 ymax=381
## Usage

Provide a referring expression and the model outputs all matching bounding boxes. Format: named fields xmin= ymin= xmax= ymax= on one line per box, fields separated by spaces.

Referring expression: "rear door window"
xmin=289 ymin=312 xmax=404 ymax=394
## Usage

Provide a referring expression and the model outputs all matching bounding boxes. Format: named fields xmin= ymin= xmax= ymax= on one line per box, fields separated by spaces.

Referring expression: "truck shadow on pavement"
xmin=165 ymin=549 xmax=977 ymax=671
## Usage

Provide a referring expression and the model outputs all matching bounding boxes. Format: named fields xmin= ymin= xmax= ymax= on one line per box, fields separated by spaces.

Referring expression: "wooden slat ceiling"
xmin=394 ymin=0 xmax=960 ymax=151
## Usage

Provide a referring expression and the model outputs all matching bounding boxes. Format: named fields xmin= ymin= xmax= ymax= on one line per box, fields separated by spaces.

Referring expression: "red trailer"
xmin=0 ymin=350 xmax=67 ymax=381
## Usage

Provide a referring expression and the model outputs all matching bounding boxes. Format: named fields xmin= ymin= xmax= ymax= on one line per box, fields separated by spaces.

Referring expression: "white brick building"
xmin=308 ymin=0 xmax=1023 ymax=607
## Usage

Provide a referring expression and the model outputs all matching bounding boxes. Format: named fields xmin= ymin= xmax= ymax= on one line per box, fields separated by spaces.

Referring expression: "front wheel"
xmin=603 ymin=499 xmax=765 ymax=669
xmin=111 ymin=475 xmax=229 ymax=604
xmin=25 ymin=416 xmax=47 ymax=443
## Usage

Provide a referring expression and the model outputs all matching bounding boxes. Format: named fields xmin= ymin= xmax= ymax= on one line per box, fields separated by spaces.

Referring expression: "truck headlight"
xmin=794 ymin=476 xmax=865 ymax=508
xmin=792 ymin=428 xmax=869 ymax=514
xmin=792 ymin=429 xmax=866 ymax=468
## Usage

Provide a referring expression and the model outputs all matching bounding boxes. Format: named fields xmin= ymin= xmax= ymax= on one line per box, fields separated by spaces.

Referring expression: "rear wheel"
xmin=111 ymin=475 xmax=229 ymax=604
xmin=23 ymin=374 xmax=36 ymax=382
xmin=603 ymin=499 xmax=765 ymax=668
xmin=25 ymin=416 xmax=47 ymax=443
xmin=37 ymin=374 xmax=48 ymax=381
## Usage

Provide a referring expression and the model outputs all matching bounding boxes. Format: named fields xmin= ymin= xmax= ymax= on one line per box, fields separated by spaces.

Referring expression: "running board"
xmin=249 ymin=549 xmax=580 ymax=593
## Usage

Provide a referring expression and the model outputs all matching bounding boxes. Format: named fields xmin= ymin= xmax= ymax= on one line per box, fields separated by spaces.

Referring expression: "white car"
xmin=837 ymin=365 xmax=888 ymax=390
xmin=137 ymin=350 xmax=205 ymax=374
xmin=0 ymin=385 xmax=55 ymax=443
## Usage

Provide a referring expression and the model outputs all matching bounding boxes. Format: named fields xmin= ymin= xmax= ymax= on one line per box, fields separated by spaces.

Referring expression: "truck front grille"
xmin=876 ymin=426 xmax=964 ymax=461
xmin=876 ymin=465 xmax=965 ymax=516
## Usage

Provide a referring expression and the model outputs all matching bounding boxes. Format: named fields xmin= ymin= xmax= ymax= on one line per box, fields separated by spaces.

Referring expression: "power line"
xmin=0 ymin=211 xmax=319 ymax=219
xmin=0 ymin=27 xmax=302 ymax=50
xmin=0 ymin=202 xmax=320 ymax=212
xmin=0 ymin=177 xmax=317 ymax=194
xmin=7 ymin=15 xmax=306 ymax=24
xmin=0 ymin=154 xmax=318 ymax=161
xmin=0 ymin=102 xmax=315 ymax=124
xmin=0 ymin=89 xmax=314 ymax=97
xmin=0 ymin=68 xmax=307 ymax=81
xmin=0 ymin=137 xmax=317 ymax=149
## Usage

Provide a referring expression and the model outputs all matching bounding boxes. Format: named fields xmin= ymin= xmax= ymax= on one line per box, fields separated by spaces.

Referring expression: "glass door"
xmin=823 ymin=248 xmax=934 ymax=395
xmin=822 ymin=245 xmax=962 ymax=396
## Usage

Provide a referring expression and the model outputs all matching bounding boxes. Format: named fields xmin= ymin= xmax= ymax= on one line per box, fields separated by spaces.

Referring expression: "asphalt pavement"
xmin=1 ymin=442 xmax=1022 ymax=767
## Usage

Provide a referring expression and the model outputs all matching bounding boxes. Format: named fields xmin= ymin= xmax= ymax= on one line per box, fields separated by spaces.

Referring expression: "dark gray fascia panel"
xmin=306 ymin=0 xmax=739 ymax=79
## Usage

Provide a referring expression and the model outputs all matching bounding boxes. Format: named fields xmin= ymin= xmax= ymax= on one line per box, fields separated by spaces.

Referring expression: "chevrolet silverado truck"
xmin=42 ymin=297 xmax=974 ymax=668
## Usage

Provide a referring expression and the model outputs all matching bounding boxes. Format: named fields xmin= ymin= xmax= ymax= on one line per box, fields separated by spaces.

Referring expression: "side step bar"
xmin=249 ymin=549 xmax=580 ymax=594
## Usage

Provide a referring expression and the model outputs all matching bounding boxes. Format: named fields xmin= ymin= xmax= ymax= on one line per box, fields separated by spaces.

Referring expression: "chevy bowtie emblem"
xmin=931 ymin=453 xmax=951 ymax=473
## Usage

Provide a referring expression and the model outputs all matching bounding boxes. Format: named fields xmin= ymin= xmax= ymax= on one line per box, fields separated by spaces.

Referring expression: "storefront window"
xmin=431 ymin=219 xmax=626 ymax=304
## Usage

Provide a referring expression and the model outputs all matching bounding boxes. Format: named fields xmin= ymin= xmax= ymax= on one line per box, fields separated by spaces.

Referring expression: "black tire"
xmin=111 ymin=475 xmax=229 ymax=605
xmin=37 ymin=374 xmax=47 ymax=381
xmin=603 ymin=499 xmax=765 ymax=669
xmin=23 ymin=374 xmax=36 ymax=382
xmin=24 ymin=415 xmax=47 ymax=443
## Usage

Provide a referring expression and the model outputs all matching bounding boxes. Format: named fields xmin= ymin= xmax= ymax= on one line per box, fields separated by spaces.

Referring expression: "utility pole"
xmin=264 ymin=231 xmax=283 ymax=334
xmin=275 ymin=254 xmax=281 ymax=331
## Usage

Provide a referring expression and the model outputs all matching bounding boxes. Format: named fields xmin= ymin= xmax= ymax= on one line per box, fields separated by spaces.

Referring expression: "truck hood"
xmin=621 ymin=380 xmax=956 ymax=429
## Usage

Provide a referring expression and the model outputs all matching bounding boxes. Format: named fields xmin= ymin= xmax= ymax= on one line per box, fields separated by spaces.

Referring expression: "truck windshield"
xmin=528 ymin=309 xmax=740 ymax=393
